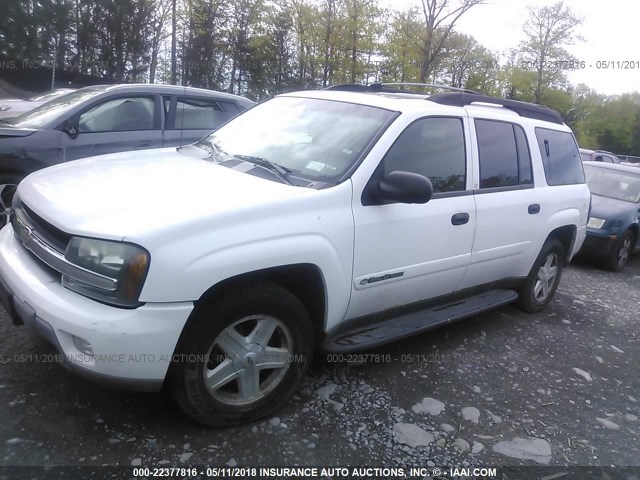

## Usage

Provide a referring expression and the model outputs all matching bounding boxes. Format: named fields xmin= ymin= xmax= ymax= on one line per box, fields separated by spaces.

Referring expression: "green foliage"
xmin=519 ymin=1 xmax=583 ymax=104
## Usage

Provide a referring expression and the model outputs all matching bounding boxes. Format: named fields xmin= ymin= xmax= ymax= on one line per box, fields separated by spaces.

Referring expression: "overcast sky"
xmin=383 ymin=0 xmax=640 ymax=95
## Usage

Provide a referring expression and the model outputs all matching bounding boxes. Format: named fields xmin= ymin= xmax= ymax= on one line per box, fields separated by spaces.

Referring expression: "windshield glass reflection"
xmin=8 ymin=87 xmax=109 ymax=129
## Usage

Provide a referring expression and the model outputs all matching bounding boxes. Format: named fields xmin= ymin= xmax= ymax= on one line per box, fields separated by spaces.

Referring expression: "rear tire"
xmin=169 ymin=282 xmax=314 ymax=427
xmin=605 ymin=230 xmax=634 ymax=272
xmin=517 ymin=239 xmax=565 ymax=313
xmin=0 ymin=174 xmax=22 ymax=229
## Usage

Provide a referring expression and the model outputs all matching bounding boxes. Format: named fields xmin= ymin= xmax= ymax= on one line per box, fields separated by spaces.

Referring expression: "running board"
xmin=322 ymin=289 xmax=518 ymax=353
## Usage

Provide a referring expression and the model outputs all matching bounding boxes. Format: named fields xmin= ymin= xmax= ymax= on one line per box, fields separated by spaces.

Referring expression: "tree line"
xmin=0 ymin=0 xmax=638 ymax=155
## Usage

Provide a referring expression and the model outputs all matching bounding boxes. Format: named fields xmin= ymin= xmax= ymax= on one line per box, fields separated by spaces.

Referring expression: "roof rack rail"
xmin=324 ymin=83 xmax=478 ymax=94
xmin=429 ymin=92 xmax=563 ymax=125
xmin=325 ymin=83 xmax=415 ymax=94
xmin=374 ymin=82 xmax=479 ymax=94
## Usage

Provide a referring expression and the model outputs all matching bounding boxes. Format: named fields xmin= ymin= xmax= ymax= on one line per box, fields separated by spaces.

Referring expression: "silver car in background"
xmin=0 ymin=84 xmax=255 ymax=226
xmin=0 ymin=88 xmax=76 ymax=120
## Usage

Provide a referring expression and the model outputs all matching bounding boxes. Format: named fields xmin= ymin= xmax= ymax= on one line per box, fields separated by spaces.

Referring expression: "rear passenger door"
xmin=459 ymin=118 xmax=543 ymax=289
xmin=162 ymin=96 xmax=240 ymax=147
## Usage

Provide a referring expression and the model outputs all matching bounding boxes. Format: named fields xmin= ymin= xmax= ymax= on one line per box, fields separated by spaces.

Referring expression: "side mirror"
xmin=375 ymin=171 xmax=433 ymax=204
xmin=63 ymin=121 xmax=78 ymax=139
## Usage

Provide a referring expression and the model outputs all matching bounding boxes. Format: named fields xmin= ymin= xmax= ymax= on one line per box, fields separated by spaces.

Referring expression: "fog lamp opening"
xmin=73 ymin=335 xmax=94 ymax=356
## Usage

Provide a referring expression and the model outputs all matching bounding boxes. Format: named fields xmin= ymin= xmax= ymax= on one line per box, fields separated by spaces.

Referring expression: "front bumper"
xmin=0 ymin=225 xmax=193 ymax=392
xmin=578 ymin=229 xmax=618 ymax=260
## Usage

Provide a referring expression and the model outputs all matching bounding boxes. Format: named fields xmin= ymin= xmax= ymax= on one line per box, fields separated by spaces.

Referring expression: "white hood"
xmin=18 ymin=147 xmax=311 ymax=241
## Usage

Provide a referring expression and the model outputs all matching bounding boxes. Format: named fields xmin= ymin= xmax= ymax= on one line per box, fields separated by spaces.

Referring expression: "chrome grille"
xmin=10 ymin=199 xmax=118 ymax=292
xmin=11 ymin=199 xmax=70 ymax=254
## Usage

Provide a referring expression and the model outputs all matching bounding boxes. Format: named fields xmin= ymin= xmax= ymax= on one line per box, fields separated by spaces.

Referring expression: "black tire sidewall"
xmin=171 ymin=283 xmax=314 ymax=426
xmin=519 ymin=239 xmax=565 ymax=312
xmin=607 ymin=231 xmax=634 ymax=272
xmin=0 ymin=175 xmax=22 ymax=228
xmin=0 ymin=174 xmax=22 ymax=206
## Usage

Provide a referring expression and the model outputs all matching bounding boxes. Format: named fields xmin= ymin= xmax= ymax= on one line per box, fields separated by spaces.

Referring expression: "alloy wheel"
xmin=617 ymin=236 xmax=632 ymax=267
xmin=534 ymin=252 xmax=559 ymax=303
xmin=203 ymin=315 xmax=293 ymax=406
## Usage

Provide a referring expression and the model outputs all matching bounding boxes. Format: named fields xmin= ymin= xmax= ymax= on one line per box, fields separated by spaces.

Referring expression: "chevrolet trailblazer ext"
xmin=0 ymin=84 xmax=590 ymax=426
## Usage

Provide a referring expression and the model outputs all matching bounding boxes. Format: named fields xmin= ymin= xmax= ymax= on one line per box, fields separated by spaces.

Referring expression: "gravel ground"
xmin=0 ymin=254 xmax=638 ymax=473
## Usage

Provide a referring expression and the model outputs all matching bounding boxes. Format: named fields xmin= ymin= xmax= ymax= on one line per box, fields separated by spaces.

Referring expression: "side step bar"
xmin=322 ymin=289 xmax=518 ymax=353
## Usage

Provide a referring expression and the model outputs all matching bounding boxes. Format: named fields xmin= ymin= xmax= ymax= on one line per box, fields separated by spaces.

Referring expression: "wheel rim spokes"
xmin=534 ymin=253 xmax=558 ymax=302
xmin=205 ymin=359 xmax=238 ymax=391
xmin=0 ymin=184 xmax=17 ymax=227
xmin=619 ymin=238 xmax=631 ymax=265
xmin=203 ymin=315 xmax=293 ymax=405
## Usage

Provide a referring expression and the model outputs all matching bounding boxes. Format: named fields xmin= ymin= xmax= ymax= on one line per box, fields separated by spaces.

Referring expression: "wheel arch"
xmin=544 ymin=224 xmax=577 ymax=263
xmin=192 ymin=264 xmax=328 ymax=346
xmin=627 ymin=222 xmax=639 ymax=245
xmin=0 ymin=155 xmax=42 ymax=180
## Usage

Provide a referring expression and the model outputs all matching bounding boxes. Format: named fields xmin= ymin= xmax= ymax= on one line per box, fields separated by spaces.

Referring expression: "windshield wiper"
xmin=233 ymin=154 xmax=294 ymax=185
xmin=179 ymin=138 xmax=222 ymax=159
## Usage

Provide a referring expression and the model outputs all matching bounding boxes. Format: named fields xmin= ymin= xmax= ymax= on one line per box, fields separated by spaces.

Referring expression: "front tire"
xmin=606 ymin=230 xmax=634 ymax=272
xmin=517 ymin=239 xmax=565 ymax=313
xmin=169 ymin=282 xmax=314 ymax=427
xmin=0 ymin=175 xmax=22 ymax=229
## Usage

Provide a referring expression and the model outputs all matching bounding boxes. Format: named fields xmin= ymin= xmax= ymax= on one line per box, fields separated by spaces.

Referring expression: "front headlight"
xmin=587 ymin=217 xmax=606 ymax=229
xmin=62 ymin=237 xmax=150 ymax=308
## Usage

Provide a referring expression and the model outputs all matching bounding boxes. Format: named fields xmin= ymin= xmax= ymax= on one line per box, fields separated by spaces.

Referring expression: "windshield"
xmin=7 ymin=87 xmax=107 ymax=129
xmin=195 ymin=96 xmax=395 ymax=184
xmin=584 ymin=165 xmax=640 ymax=203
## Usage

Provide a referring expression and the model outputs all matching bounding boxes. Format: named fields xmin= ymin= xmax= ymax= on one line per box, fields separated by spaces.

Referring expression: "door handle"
xmin=528 ymin=204 xmax=541 ymax=215
xmin=451 ymin=213 xmax=470 ymax=226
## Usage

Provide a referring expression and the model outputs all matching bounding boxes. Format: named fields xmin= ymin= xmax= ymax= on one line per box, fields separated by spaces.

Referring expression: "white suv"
xmin=0 ymin=84 xmax=590 ymax=426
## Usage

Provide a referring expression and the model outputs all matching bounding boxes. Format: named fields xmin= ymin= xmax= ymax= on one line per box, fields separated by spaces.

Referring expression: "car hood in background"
xmin=0 ymin=99 xmax=37 ymax=108
xmin=17 ymin=147 xmax=312 ymax=241
xmin=0 ymin=126 xmax=37 ymax=137
xmin=590 ymin=194 xmax=639 ymax=221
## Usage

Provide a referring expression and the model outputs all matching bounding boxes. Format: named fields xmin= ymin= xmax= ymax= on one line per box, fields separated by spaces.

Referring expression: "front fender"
xmin=141 ymin=234 xmax=352 ymax=332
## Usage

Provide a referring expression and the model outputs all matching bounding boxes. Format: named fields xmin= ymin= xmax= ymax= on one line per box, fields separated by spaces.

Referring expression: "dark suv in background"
xmin=0 ymin=84 xmax=254 ymax=225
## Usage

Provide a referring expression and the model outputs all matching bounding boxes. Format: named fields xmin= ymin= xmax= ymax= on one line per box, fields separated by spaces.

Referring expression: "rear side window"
xmin=475 ymin=119 xmax=533 ymax=188
xmin=382 ymin=117 xmax=466 ymax=193
xmin=535 ymin=128 xmax=585 ymax=185
xmin=219 ymin=101 xmax=243 ymax=113
xmin=173 ymin=97 xmax=234 ymax=130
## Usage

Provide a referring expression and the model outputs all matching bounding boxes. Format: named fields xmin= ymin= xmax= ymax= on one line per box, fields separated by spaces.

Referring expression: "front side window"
xmin=195 ymin=96 xmax=394 ymax=183
xmin=535 ymin=127 xmax=585 ymax=186
xmin=381 ymin=117 xmax=466 ymax=193
xmin=78 ymin=96 xmax=155 ymax=133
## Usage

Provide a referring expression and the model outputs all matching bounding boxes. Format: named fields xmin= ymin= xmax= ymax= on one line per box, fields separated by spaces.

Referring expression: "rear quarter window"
xmin=535 ymin=128 xmax=585 ymax=186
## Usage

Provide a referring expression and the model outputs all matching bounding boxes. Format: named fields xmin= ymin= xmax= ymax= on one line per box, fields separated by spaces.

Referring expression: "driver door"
xmin=346 ymin=116 xmax=476 ymax=320
xmin=59 ymin=95 xmax=163 ymax=161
